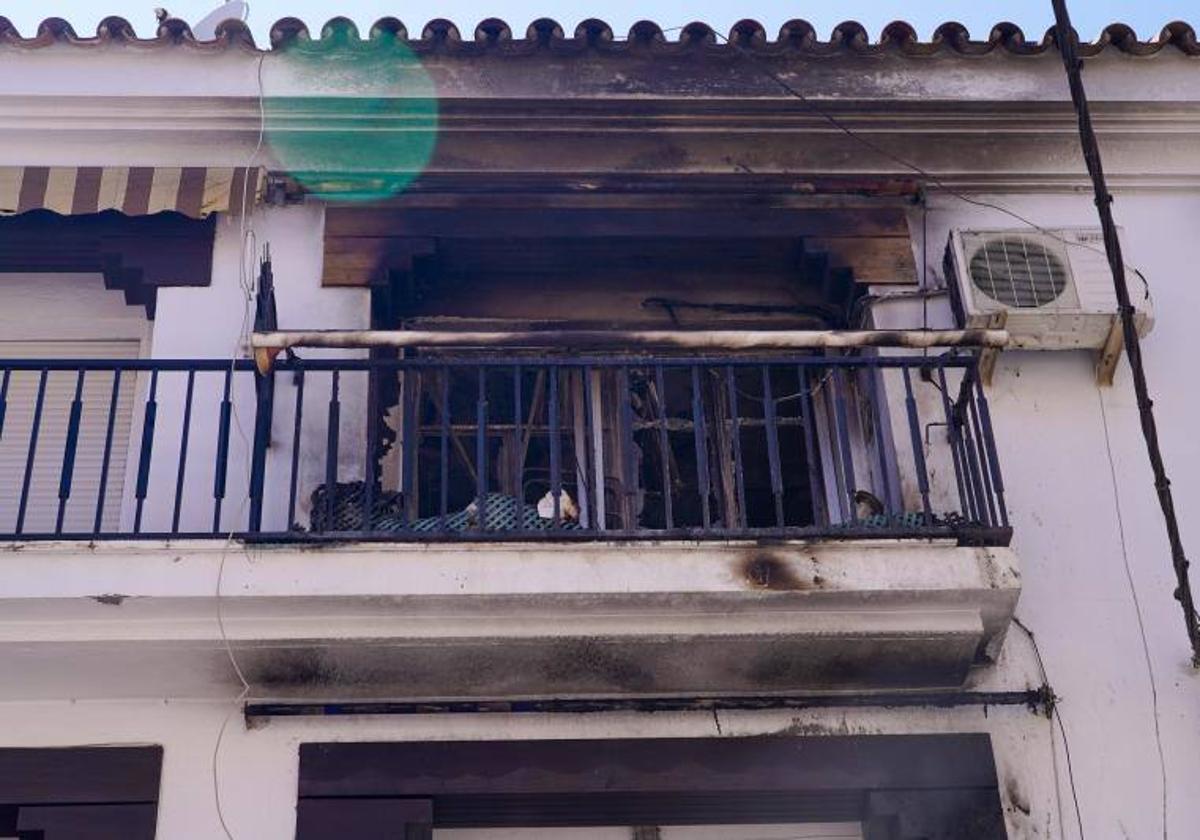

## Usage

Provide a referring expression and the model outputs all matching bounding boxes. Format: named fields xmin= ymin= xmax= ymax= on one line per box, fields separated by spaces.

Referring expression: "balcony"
xmin=0 ymin=352 xmax=1009 ymax=544
xmin=0 ymin=350 xmax=1019 ymax=699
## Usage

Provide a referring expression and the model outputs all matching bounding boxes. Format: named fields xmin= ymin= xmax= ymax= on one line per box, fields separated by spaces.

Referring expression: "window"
xmin=0 ymin=274 xmax=147 ymax=534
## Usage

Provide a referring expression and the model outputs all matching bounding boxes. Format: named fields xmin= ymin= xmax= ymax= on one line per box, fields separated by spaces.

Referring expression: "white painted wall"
xmin=894 ymin=189 xmax=1200 ymax=840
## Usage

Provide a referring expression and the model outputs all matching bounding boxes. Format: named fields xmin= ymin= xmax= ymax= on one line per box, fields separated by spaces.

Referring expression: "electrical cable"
xmin=1013 ymin=616 xmax=1085 ymax=840
xmin=1097 ymin=387 xmax=1169 ymax=839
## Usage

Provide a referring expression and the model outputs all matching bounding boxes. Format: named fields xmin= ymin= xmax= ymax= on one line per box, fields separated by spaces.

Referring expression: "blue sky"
xmin=6 ymin=2 xmax=1195 ymax=43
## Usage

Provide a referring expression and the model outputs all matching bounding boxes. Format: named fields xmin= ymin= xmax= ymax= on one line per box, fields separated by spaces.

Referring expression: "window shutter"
xmin=296 ymin=798 xmax=433 ymax=840
xmin=0 ymin=341 xmax=139 ymax=534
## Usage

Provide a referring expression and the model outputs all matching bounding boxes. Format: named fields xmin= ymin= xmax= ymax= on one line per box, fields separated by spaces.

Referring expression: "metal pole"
xmin=252 ymin=328 xmax=1008 ymax=371
xmin=245 ymin=687 xmax=1053 ymax=719
xmin=1051 ymin=0 xmax=1199 ymax=664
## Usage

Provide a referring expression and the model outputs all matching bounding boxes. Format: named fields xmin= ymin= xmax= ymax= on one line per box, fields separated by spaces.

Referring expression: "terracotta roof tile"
xmin=0 ymin=16 xmax=1196 ymax=57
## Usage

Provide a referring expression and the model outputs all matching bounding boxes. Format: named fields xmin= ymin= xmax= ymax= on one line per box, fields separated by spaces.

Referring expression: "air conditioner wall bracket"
xmin=978 ymin=310 xmax=1008 ymax=387
xmin=1096 ymin=315 xmax=1124 ymax=387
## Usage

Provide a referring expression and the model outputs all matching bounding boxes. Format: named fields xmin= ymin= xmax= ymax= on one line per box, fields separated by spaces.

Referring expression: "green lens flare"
xmin=264 ymin=23 xmax=438 ymax=202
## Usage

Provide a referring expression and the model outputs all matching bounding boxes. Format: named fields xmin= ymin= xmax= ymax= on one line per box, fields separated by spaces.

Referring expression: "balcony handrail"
xmin=0 ymin=350 xmax=1009 ymax=546
xmin=0 ymin=359 xmax=256 ymax=371
xmin=266 ymin=354 xmax=983 ymax=370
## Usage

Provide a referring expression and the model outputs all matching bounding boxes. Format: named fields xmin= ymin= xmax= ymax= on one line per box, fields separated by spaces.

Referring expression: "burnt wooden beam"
xmin=322 ymin=201 xmax=917 ymax=289
xmin=325 ymin=206 xmax=910 ymax=239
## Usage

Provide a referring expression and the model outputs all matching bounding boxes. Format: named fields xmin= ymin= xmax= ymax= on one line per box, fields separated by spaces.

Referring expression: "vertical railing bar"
xmin=691 ymin=365 xmax=711 ymax=530
xmin=967 ymin=394 xmax=998 ymax=527
xmin=94 ymin=368 xmax=122 ymax=535
xmin=580 ymin=365 xmax=596 ymax=531
xmin=617 ymin=366 xmax=638 ymax=530
xmin=797 ymin=364 xmax=827 ymax=527
xmin=831 ymin=367 xmax=858 ymax=523
xmin=511 ymin=365 xmax=524 ymax=531
xmin=865 ymin=365 xmax=895 ymax=516
xmin=246 ymin=368 xmax=274 ymax=534
xmin=654 ymin=364 xmax=674 ymax=531
xmin=171 ymin=369 xmax=196 ymax=532
xmin=0 ymin=368 xmax=10 ymax=439
xmin=548 ymin=366 xmax=562 ymax=527
xmin=15 ymin=368 xmax=48 ymax=535
xmin=55 ymin=370 xmax=86 ymax=534
xmin=362 ymin=367 xmax=380 ymax=534
xmin=441 ymin=366 xmax=451 ymax=531
xmin=761 ymin=365 xmax=785 ymax=528
xmin=133 ymin=370 xmax=159 ymax=534
xmin=323 ymin=370 xmax=340 ymax=533
xmin=576 ymin=364 xmax=595 ymax=528
xmin=401 ymin=368 xmax=418 ymax=527
xmin=974 ymin=371 xmax=1009 ymax=527
xmin=952 ymin=372 xmax=988 ymax=527
xmin=286 ymin=368 xmax=305 ymax=529
xmin=724 ymin=366 xmax=748 ymax=529
xmin=935 ymin=363 xmax=975 ymax=523
xmin=476 ymin=367 xmax=488 ymax=531
xmin=901 ymin=366 xmax=935 ymax=523
xmin=212 ymin=368 xmax=233 ymax=534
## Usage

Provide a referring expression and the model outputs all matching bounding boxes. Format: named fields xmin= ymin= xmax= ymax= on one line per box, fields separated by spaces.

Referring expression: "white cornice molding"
xmin=1 ymin=95 xmax=1199 ymax=185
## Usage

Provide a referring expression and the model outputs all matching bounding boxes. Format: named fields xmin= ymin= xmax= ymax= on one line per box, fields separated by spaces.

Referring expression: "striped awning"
xmin=0 ymin=166 xmax=264 ymax=219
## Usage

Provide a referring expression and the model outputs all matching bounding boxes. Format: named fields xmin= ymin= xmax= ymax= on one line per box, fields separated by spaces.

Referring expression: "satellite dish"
xmin=192 ymin=0 xmax=249 ymax=39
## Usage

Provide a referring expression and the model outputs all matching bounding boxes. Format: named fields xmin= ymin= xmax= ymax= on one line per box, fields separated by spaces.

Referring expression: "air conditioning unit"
xmin=944 ymin=228 xmax=1153 ymax=350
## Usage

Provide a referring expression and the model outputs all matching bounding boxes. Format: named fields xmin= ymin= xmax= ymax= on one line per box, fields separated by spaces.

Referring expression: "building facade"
xmin=0 ymin=14 xmax=1197 ymax=839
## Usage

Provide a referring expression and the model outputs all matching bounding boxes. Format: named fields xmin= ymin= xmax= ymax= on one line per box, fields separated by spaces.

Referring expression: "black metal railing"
xmin=0 ymin=353 xmax=1009 ymax=545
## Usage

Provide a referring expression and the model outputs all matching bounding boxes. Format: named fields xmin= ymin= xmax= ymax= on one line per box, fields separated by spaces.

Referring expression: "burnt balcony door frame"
xmin=364 ymin=221 xmax=895 ymax=537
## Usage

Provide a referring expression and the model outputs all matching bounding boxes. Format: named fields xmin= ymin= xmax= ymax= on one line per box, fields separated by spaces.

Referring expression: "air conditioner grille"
xmin=968 ymin=236 xmax=1068 ymax=308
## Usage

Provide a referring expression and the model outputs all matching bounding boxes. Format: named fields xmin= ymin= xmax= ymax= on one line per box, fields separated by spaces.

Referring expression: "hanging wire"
xmin=1097 ymin=387 xmax=1168 ymax=839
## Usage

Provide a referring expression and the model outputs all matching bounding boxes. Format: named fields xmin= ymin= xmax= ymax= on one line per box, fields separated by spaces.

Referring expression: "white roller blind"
xmin=0 ymin=341 xmax=139 ymax=535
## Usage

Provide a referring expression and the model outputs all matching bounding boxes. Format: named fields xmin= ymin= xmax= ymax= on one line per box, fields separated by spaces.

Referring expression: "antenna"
xmin=191 ymin=1 xmax=249 ymax=39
